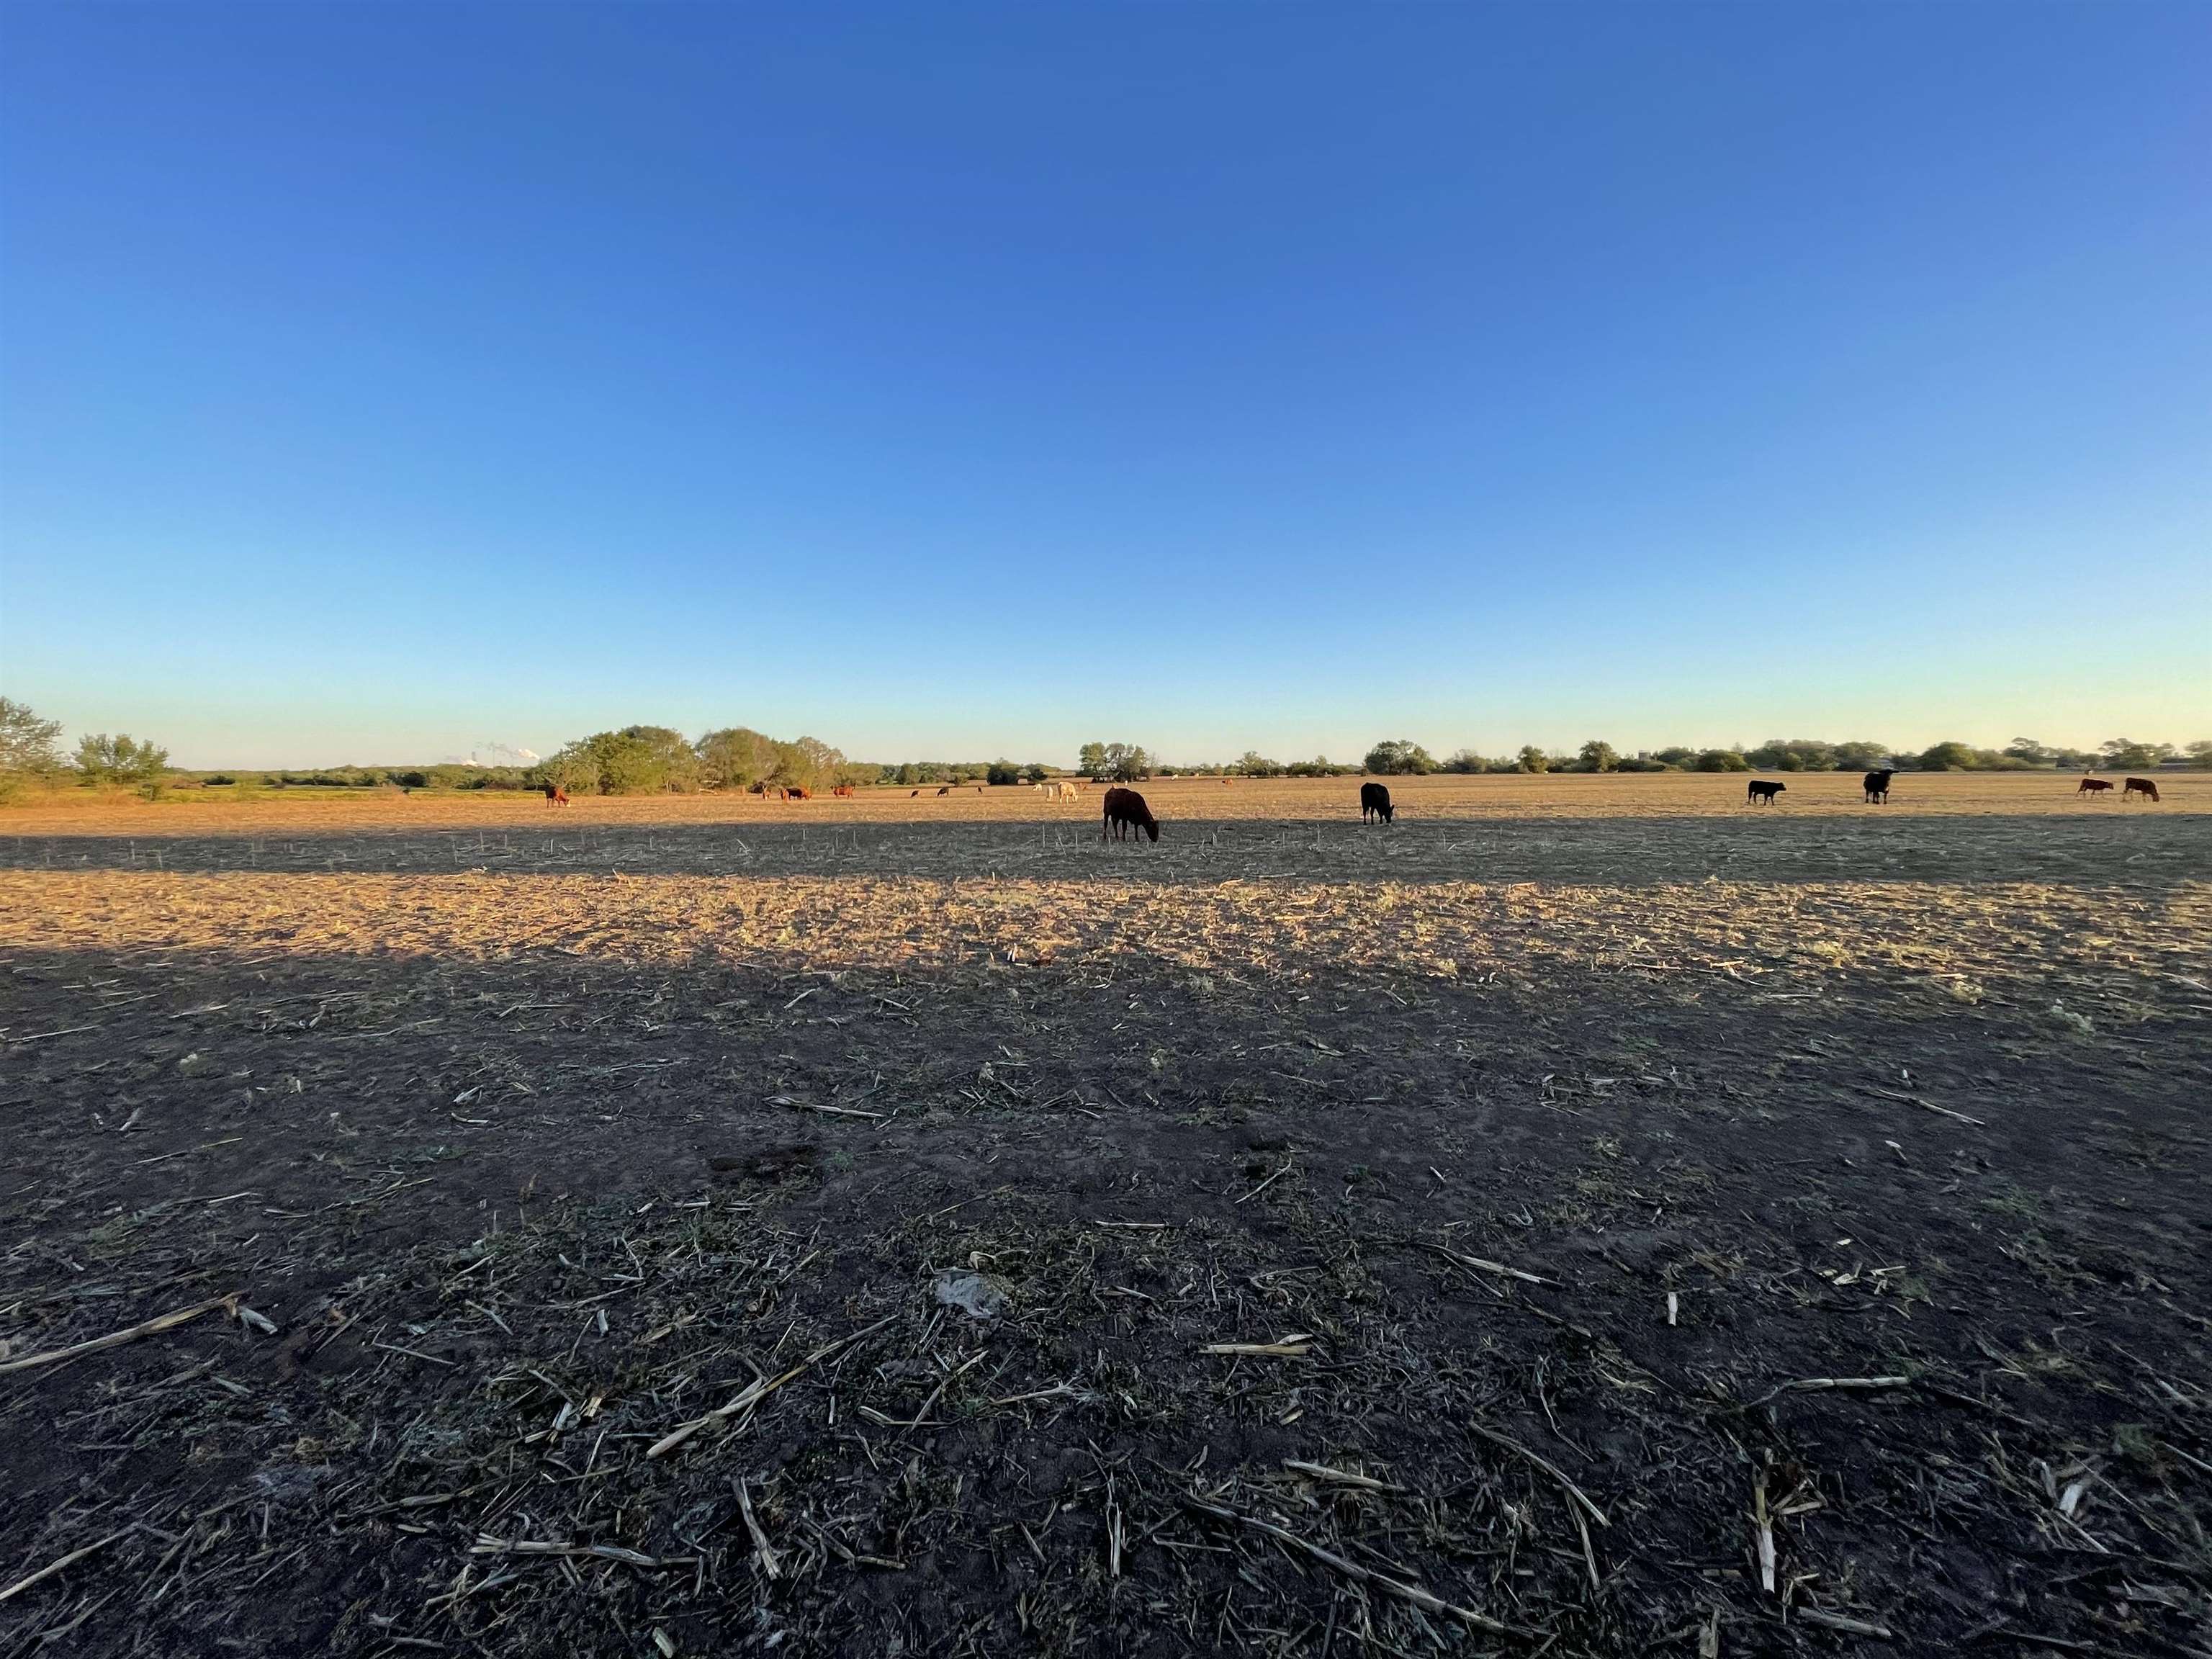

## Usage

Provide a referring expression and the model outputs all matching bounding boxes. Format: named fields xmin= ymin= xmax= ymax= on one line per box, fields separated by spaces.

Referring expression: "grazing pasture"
xmin=1 ymin=775 xmax=2207 ymax=1658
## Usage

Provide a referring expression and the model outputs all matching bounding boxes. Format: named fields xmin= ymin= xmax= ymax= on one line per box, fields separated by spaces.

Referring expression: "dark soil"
xmin=2 ymin=810 xmax=2208 ymax=1658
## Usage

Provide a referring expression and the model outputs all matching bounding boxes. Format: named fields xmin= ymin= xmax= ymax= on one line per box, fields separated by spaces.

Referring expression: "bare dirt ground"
xmin=3 ymin=775 xmax=2208 ymax=1658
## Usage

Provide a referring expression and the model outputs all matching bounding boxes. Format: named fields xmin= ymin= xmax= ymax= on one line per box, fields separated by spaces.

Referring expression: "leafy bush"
xmin=1 ymin=696 xmax=63 ymax=800
xmin=1364 ymin=740 xmax=1437 ymax=775
xmin=1574 ymin=740 xmax=1619 ymax=773
xmin=76 ymin=732 xmax=170 ymax=788
xmin=986 ymin=760 xmax=1022 ymax=786
xmin=1079 ymin=742 xmax=1151 ymax=782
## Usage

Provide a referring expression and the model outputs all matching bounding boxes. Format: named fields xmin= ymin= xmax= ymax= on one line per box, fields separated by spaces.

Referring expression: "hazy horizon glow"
xmin=3 ymin=4 xmax=2207 ymax=770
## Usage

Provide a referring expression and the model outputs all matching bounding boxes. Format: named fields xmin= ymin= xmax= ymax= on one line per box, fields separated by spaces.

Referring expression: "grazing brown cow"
xmin=832 ymin=785 xmax=855 ymax=798
xmin=2077 ymin=778 xmax=2113 ymax=796
xmin=1102 ymin=786 xmax=1159 ymax=842
xmin=1359 ymin=781 xmax=1393 ymax=824
xmin=936 ymin=786 xmax=952 ymax=796
xmin=2123 ymin=776 xmax=2161 ymax=803
xmin=542 ymin=784 xmax=570 ymax=807
xmin=1748 ymin=780 xmax=1786 ymax=805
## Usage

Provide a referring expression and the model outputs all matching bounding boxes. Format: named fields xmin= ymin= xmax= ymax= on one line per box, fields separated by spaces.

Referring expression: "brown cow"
xmin=1102 ymin=786 xmax=1159 ymax=842
xmin=2077 ymin=777 xmax=2113 ymax=796
xmin=542 ymin=784 xmax=570 ymax=807
xmin=910 ymin=788 xmax=921 ymax=797
xmin=832 ymin=785 xmax=855 ymax=798
xmin=936 ymin=786 xmax=952 ymax=796
xmin=2123 ymin=776 xmax=2161 ymax=803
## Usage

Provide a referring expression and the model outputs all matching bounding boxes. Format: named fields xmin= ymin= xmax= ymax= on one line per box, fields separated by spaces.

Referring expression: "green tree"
xmin=2185 ymin=739 xmax=2212 ymax=770
xmin=696 ymin=727 xmax=778 ymax=791
xmin=2100 ymin=737 xmax=2173 ymax=770
xmin=2002 ymin=737 xmax=2054 ymax=768
xmin=1022 ymin=763 xmax=1051 ymax=784
xmin=1515 ymin=745 xmax=1549 ymax=774
xmin=1917 ymin=741 xmax=1980 ymax=772
xmin=1364 ymin=739 xmax=1437 ymax=775
xmin=1237 ymin=750 xmax=1281 ymax=777
xmin=1830 ymin=741 xmax=1892 ymax=772
xmin=1107 ymin=742 xmax=1151 ymax=782
xmin=1 ymin=697 xmax=64 ymax=799
xmin=76 ymin=732 xmax=170 ymax=788
xmin=986 ymin=760 xmax=1021 ymax=786
xmin=541 ymin=725 xmax=700 ymax=794
xmin=1077 ymin=742 xmax=1109 ymax=781
xmin=1692 ymin=748 xmax=1748 ymax=773
xmin=1574 ymin=739 xmax=1619 ymax=773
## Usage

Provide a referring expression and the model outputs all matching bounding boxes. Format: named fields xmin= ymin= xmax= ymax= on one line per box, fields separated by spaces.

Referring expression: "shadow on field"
xmin=4 ymin=811 xmax=2208 ymax=894
xmin=3 ymin=930 xmax=2208 ymax=1657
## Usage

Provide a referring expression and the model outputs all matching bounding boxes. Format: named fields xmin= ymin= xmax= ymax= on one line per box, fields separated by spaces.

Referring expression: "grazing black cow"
xmin=1748 ymin=780 xmax=1786 ymax=806
xmin=2123 ymin=776 xmax=2161 ymax=803
xmin=910 ymin=788 xmax=920 ymax=797
xmin=936 ymin=786 xmax=952 ymax=796
xmin=542 ymin=784 xmax=570 ymax=807
xmin=1102 ymin=786 xmax=1159 ymax=843
xmin=1862 ymin=769 xmax=1894 ymax=804
xmin=1359 ymin=781 xmax=1394 ymax=824
xmin=2077 ymin=777 xmax=2113 ymax=796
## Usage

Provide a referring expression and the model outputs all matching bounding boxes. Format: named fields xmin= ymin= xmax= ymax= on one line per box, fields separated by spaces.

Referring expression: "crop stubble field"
xmin=1 ymin=775 xmax=2208 ymax=1658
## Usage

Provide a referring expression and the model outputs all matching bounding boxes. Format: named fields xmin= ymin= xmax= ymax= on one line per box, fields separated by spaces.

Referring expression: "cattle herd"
xmin=531 ymin=769 xmax=2167 ymax=835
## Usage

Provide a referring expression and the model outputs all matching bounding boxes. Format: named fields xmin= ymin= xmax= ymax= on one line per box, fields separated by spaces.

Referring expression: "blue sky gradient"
xmin=3 ymin=3 xmax=2206 ymax=768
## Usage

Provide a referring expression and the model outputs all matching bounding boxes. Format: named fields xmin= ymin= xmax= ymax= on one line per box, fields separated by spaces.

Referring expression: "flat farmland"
xmin=2 ymin=776 xmax=2208 ymax=1658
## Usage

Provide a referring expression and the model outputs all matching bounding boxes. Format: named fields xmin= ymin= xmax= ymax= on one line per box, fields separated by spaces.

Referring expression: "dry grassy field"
xmin=3 ymin=775 xmax=2208 ymax=1658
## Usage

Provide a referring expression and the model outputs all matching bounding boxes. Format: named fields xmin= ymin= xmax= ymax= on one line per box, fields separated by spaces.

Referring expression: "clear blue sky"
xmin=3 ymin=3 xmax=2206 ymax=768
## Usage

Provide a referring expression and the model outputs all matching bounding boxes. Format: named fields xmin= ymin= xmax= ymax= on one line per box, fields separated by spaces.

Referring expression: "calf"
xmin=1862 ymin=769 xmax=1894 ymax=804
xmin=1359 ymin=781 xmax=1394 ymax=824
xmin=2123 ymin=776 xmax=2161 ymax=803
xmin=1102 ymin=786 xmax=1159 ymax=842
xmin=1748 ymin=780 xmax=1786 ymax=805
xmin=2077 ymin=777 xmax=2113 ymax=796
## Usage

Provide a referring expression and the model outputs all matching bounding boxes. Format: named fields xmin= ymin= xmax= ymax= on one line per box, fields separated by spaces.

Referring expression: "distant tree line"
xmin=1341 ymin=736 xmax=2211 ymax=775
xmin=539 ymin=727 xmax=1069 ymax=795
xmin=5 ymin=694 xmax=2208 ymax=804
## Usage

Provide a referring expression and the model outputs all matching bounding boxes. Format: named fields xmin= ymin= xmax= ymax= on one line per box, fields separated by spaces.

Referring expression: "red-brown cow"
xmin=1102 ymin=786 xmax=1159 ymax=843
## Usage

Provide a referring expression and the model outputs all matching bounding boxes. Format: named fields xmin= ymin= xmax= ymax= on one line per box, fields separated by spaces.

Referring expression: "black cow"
xmin=1862 ymin=769 xmax=1894 ymax=804
xmin=1748 ymin=780 xmax=1786 ymax=806
xmin=1102 ymin=786 xmax=1159 ymax=843
xmin=1359 ymin=781 xmax=1394 ymax=824
xmin=2123 ymin=776 xmax=2161 ymax=803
